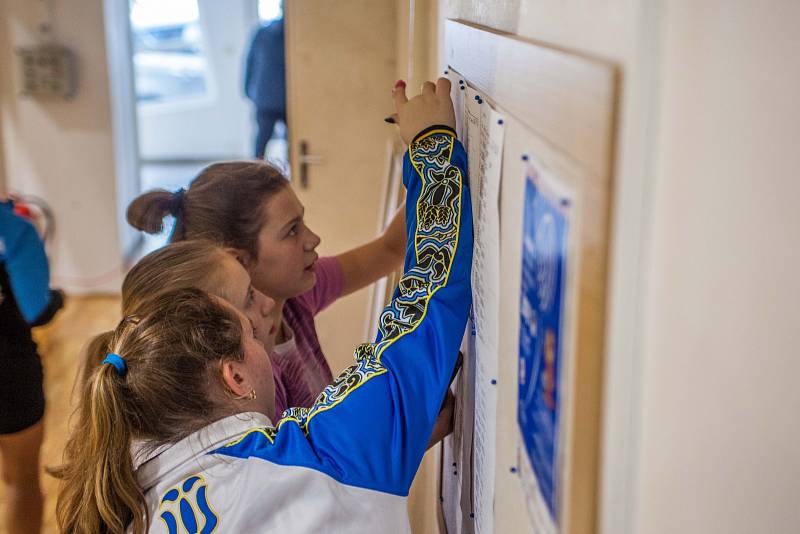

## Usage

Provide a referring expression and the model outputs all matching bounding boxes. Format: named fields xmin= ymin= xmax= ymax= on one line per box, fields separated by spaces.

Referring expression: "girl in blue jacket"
xmin=56 ymin=78 xmax=471 ymax=534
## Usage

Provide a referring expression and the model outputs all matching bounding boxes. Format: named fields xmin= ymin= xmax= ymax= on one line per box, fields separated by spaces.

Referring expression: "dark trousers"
xmin=255 ymin=108 xmax=286 ymax=159
xmin=0 ymin=265 xmax=45 ymax=434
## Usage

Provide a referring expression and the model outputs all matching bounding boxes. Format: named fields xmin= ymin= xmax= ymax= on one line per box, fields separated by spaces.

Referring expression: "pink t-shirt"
xmin=269 ymin=359 xmax=289 ymax=419
xmin=271 ymin=256 xmax=343 ymax=415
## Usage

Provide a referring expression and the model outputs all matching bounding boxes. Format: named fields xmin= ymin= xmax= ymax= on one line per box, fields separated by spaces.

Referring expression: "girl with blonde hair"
xmin=80 ymin=240 xmax=288 ymax=416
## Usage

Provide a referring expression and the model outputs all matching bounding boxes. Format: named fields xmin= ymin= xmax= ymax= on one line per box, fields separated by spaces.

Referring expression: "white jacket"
xmin=134 ymin=413 xmax=409 ymax=533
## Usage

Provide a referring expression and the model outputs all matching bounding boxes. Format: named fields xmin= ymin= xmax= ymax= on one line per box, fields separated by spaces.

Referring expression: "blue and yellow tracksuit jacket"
xmin=134 ymin=127 xmax=472 ymax=533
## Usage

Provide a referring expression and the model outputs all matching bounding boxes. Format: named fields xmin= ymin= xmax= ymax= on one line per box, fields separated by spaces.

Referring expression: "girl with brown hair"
xmin=127 ymin=125 xmax=407 ymax=411
xmin=56 ymin=79 xmax=471 ymax=533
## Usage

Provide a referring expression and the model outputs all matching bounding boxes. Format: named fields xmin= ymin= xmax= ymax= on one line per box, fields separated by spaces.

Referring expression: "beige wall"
xmin=635 ymin=2 xmax=800 ymax=533
xmin=0 ymin=0 xmax=121 ymax=293
xmin=396 ymin=0 xmax=442 ymax=92
xmin=437 ymin=1 xmax=800 ymax=533
xmin=446 ymin=0 xmax=634 ymax=62
xmin=438 ymin=1 xmax=653 ymax=532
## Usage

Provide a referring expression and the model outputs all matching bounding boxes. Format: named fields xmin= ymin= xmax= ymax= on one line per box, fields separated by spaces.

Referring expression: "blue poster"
xmin=518 ymin=169 xmax=570 ymax=523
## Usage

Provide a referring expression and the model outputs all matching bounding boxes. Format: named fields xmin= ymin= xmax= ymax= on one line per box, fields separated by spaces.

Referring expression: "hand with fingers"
xmin=390 ymin=78 xmax=457 ymax=145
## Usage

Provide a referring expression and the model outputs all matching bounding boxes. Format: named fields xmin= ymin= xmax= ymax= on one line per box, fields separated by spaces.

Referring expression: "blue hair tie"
xmin=102 ymin=353 xmax=127 ymax=377
xmin=169 ymin=187 xmax=186 ymax=217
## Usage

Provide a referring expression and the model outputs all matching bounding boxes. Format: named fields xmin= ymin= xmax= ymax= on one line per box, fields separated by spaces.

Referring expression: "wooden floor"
xmin=0 ymin=295 xmax=121 ymax=534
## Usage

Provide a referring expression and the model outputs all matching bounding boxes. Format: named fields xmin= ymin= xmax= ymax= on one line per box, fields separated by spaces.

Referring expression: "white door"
xmin=285 ymin=1 xmax=397 ymax=373
xmin=130 ymin=0 xmax=255 ymax=160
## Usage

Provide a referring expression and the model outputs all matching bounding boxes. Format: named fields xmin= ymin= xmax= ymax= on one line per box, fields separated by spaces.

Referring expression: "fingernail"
xmin=394 ymin=79 xmax=406 ymax=89
xmin=384 ymin=116 xmax=396 ymax=124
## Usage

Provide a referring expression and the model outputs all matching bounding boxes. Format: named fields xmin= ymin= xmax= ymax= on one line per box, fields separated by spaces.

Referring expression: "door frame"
xmin=103 ymin=0 xmax=262 ymax=260
xmin=103 ymin=0 xmax=142 ymax=262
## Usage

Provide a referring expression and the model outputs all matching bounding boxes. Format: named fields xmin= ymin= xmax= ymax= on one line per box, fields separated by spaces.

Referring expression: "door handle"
xmin=298 ymin=140 xmax=323 ymax=189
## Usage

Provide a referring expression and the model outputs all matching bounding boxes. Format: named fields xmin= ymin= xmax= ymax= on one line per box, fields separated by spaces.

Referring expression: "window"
xmin=258 ymin=0 xmax=283 ymax=23
xmin=129 ymin=0 xmax=210 ymax=103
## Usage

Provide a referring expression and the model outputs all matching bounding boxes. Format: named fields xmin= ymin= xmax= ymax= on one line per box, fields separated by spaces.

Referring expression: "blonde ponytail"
xmin=54 ymin=289 xmax=247 ymax=533
xmin=54 ymin=360 xmax=145 ymax=534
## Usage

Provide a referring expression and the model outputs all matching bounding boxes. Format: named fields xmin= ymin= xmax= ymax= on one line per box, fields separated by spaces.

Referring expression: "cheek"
xmin=261 ymin=356 xmax=276 ymax=401
xmin=245 ymin=312 xmax=269 ymax=343
xmin=257 ymin=245 xmax=304 ymax=284
xmin=248 ymin=345 xmax=273 ymax=387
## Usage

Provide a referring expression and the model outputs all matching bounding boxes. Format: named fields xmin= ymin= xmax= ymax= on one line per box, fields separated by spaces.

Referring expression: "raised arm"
xmin=335 ymin=200 xmax=406 ymax=297
xmin=216 ymin=79 xmax=471 ymax=495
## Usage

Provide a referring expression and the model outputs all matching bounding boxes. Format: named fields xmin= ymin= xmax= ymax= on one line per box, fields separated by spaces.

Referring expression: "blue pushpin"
xmin=497 ymin=119 xmax=504 ymax=125
xmin=474 ymin=95 xmax=480 ymax=101
xmin=444 ymin=69 xmax=449 ymax=74
xmin=510 ymin=466 xmax=518 ymax=474
xmin=491 ymin=379 xmax=497 ymax=385
xmin=459 ymin=86 xmax=465 ymax=90
xmin=522 ymin=154 xmax=529 ymax=161
xmin=470 ymin=513 xmax=475 ymax=519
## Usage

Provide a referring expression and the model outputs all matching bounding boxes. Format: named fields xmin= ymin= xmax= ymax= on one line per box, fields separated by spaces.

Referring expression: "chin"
xmin=302 ymin=270 xmax=317 ymax=289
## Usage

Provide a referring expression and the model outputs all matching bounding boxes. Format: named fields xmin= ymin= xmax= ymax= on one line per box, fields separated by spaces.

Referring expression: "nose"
xmin=256 ymin=289 xmax=275 ymax=316
xmin=304 ymin=226 xmax=321 ymax=251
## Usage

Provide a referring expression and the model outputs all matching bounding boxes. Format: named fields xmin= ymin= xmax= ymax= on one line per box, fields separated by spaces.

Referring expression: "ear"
xmin=226 ymin=247 xmax=250 ymax=267
xmin=221 ymin=360 xmax=249 ymax=398
xmin=229 ymin=247 xmax=257 ymax=271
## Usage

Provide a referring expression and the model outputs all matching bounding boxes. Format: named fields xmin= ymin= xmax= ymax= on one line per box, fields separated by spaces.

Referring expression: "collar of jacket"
xmin=133 ymin=411 xmax=273 ymax=492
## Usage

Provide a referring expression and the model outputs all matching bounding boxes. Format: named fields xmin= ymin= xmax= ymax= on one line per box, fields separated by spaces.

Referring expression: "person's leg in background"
xmin=0 ymin=422 xmax=44 ymax=534
xmin=0 ymin=307 xmax=46 ymax=534
xmin=255 ymin=108 xmax=279 ymax=159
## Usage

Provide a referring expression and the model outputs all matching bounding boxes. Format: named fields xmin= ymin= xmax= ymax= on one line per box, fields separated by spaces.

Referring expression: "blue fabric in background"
xmin=0 ymin=201 xmax=51 ymax=323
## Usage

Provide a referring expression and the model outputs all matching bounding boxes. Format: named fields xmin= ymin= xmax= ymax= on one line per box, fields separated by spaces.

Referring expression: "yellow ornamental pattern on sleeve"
xmin=224 ymin=131 xmax=463 ymax=441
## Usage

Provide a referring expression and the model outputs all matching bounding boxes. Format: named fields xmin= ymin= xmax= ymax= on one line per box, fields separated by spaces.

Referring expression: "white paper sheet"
xmin=465 ymin=86 xmax=504 ymax=534
xmin=441 ymin=70 xmax=470 ymax=534
xmin=448 ymin=70 xmax=467 ymax=140
xmin=442 ymin=71 xmax=504 ymax=534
